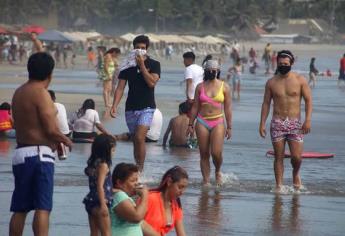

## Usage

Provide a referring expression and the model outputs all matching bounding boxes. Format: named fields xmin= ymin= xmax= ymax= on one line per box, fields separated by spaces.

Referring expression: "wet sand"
xmin=1 ymin=44 xmax=345 ymax=235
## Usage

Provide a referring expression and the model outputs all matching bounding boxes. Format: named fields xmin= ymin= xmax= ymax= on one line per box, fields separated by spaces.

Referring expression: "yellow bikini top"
xmin=212 ymin=81 xmax=224 ymax=103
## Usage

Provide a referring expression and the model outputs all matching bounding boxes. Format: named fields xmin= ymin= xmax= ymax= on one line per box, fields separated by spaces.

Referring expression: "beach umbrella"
xmin=38 ymin=30 xmax=75 ymax=43
xmin=22 ymin=25 xmax=45 ymax=34
xmin=120 ymin=33 xmax=136 ymax=42
xmin=64 ymin=31 xmax=101 ymax=42
xmin=0 ymin=26 xmax=7 ymax=34
xmin=203 ymin=35 xmax=228 ymax=45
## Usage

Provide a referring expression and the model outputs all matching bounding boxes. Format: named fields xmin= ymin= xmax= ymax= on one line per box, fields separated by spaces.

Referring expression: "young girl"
xmin=142 ymin=166 xmax=189 ymax=236
xmin=83 ymin=134 xmax=116 ymax=236
xmin=110 ymin=163 xmax=149 ymax=236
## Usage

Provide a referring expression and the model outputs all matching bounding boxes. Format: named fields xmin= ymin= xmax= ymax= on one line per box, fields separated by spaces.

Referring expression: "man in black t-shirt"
xmin=111 ymin=35 xmax=161 ymax=171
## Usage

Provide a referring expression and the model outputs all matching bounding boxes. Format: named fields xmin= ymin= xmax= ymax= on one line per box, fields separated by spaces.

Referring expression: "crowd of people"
xmin=2 ymin=33 xmax=345 ymax=236
xmin=0 ymin=32 xmax=77 ymax=68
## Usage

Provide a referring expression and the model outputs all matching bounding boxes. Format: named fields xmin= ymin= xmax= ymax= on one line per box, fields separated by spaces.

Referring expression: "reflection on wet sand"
xmin=0 ymin=138 xmax=10 ymax=157
xmin=166 ymin=146 xmax=195 ymax=159
xmin=71 ymin=142 xmax=92 ymax=158
xmin=196 ymin=189 xmax=223 ymax=236
xmin=271 ymin=194 xmax=301 ymax=235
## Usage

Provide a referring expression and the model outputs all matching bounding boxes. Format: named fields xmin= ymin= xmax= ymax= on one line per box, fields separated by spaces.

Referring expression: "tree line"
xmin=1 ymin=0 xmax=345 ymax=34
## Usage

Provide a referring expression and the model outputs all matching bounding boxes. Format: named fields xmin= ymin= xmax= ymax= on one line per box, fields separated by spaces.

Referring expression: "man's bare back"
xmin=163 ymin=114 xmax=189 ymax=147
xmin=170 ymin=114 xmax=189 ymax=145
xmin=12 ymin=82 xmax=61 ymax=148
xmin=9 ymin=52 xmax=72 ymax=236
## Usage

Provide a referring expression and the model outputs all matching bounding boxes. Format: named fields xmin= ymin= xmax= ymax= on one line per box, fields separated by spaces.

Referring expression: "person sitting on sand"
xmin=163 ymin=102 xmax=190 ymax=148
xmin=110 ymin=163 xmax=149 ymax=236
xmin=141 ymin=166 xmax=188 ymax=236
xmin=0 ymin=102 xmax=15 ymax=138
xmin=70 ymin=99 xmax=111 ymax=140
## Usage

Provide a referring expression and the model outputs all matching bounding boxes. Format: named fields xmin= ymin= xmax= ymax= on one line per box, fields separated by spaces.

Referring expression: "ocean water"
xmin=0 ymin=49 xmax=345 ymax=235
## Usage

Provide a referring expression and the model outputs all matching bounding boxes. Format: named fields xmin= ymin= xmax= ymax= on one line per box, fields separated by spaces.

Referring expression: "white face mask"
xmin=134 ymin=49 xmax=147 ymax=56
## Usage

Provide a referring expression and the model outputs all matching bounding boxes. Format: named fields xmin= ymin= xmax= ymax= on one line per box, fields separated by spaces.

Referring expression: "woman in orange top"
xmin=0 ymin=102 xmax=15 ymax=138
xmin=141 ymin=166 xmax=188 ymax=236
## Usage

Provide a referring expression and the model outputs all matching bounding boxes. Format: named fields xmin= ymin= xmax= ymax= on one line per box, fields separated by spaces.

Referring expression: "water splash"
xmin=219 ymin=172 xmax=239 ymax=186
xmin=270 ymin=185 xmax=311 ymax=195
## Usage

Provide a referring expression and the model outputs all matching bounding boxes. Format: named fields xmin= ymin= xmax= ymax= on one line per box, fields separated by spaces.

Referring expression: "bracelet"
xmin=188 ymin=124 xmax=193 ymax=127
xmin=227 ymin=127 xmax=232 ymax=130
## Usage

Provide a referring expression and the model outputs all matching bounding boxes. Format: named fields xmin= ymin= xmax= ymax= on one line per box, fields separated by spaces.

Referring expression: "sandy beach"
xmin=1 ymin=43 xmax=345 ymax=235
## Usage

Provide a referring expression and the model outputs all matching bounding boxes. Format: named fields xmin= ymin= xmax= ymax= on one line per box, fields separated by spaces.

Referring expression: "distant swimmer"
xmin=187 ymin=60 xmax=232 ymax=186
xmin=337 ymin=53 xmax=345 ymax=87
xmin=30 ymin=32 xmax=44 ymax=53
xmin=308 ymin=57 xmax=319 ymax=89
xmin=227 ymin=58 xmax=243 ymax=99
xmin=262 ymin=43 xmax=272 ymax=75
xmin=259 ymin=50 xmax=312 ymax=192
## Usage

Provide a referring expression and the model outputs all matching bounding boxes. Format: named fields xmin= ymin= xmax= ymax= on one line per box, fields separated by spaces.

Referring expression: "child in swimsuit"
xmin=83 ymin=134 xmax=116 ymax=236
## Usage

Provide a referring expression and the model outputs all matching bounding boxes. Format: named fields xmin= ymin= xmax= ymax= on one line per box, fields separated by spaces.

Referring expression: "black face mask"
xmin=277 ymin=65 xmax=291 ymax=75
xmin=204 ymin=70 xmax=218 ymax=80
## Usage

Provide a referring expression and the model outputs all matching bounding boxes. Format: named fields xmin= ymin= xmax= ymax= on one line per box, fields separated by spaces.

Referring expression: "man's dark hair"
xmin=277 ymin=50 xmax=295 ymax=64
xmin=114 ymin=48 xmax=121 ymax=54
xmin=48 ymin=90 xmax=56 ymax=101
xmin=183 ymin=52 xmax=195 ymax=61
xmin=27 ymin=52 xmax=55 ymax=81
xmin=97 ymin=46 xmax=107 ymax=52
xmin=179 ymin=102 xmax=190 ymax=114
xmin=106 ymin=47 xmax=121 ymax=55
xmin=133 ymin=35 xmax=150 ymax=49
xmin=0 ymin=102 xmax=11 ymax=111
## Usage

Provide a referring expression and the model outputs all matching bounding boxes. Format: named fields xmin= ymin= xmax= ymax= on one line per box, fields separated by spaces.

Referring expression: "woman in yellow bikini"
xmin=187 ymin=60 xmax=232 ymax=186
xmin=102 ymin=48 xmax=119 ymax=109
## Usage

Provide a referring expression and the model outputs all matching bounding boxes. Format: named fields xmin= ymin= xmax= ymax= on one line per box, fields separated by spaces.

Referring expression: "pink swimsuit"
xmin=197 ymin=83 xmax=224 ymax=131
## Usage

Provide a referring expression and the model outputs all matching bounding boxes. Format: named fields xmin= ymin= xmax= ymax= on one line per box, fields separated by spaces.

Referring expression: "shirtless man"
xmin=163 ymin=102 xmax=190 ymax=147
xmin=30 ymin=32 xmax=44 ymax=53
xmin=9 ymin=52 xmax=72 ymax=236
xmin=259 ymin=50 xmax=312 ymax=191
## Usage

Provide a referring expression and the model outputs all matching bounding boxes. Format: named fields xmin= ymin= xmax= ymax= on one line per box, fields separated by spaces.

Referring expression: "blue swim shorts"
xmin=10 ymin=146 xmax=55 ymax=212
xmin=125 ymin=108 xmax=155 ymax=134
